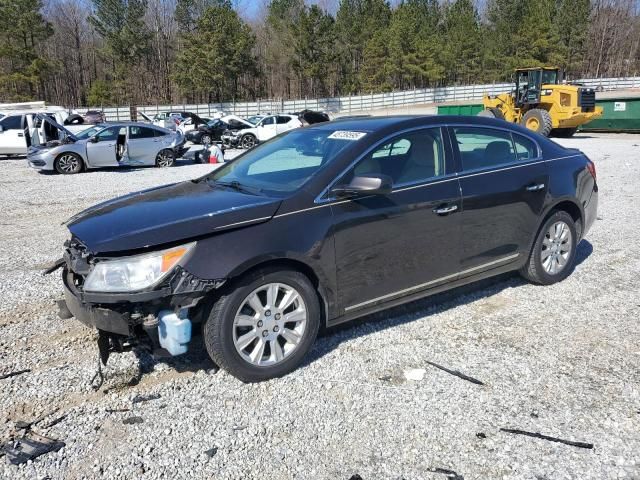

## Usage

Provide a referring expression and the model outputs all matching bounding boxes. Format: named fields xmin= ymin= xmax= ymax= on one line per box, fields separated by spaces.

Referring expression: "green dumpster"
xmin=437 ymin=104 xmax=483 ymax=116
xmin=580 ymin=97 xmax=640 ymax=132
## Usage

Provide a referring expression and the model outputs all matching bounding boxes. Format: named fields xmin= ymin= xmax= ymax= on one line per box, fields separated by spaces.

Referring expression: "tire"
xmin=54 ymin=152 xmax=83 ymax=174
xmin=200 ymin=134 xmax=211 ymax=145
xmin=477 ymin=108 xmax=504 ymax=120
xmin=520 ymin=210 xmax=577 ymax=285
xmin=203 ymin=268 xmax=321 ymax=382
xmin=240 ymin=134 xmax=257 ymax=149
xmin=155 ymin=149 xmax=175 ymax=168
xmin=522 ymin=109 xmax=553 ymax=136
xmin=553 ymin=127 xmax=577 ymax=138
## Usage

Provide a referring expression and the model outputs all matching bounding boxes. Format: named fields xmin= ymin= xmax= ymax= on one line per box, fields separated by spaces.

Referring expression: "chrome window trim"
xmin=448 ymin=123 xmax=544 ymax=161
xmin=344 ymin=253 xmax=521 ymax=312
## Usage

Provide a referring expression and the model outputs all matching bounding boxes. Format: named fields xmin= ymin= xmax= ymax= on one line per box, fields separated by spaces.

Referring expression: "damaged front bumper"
xmin=55 ymin=244 xmax=224 ymax=362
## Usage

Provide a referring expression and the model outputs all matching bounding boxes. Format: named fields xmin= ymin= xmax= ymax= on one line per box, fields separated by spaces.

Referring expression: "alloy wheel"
xmin=541 ymin=221 xmax=573 ymax=275
xmin=232 ymin=283 xmax=307 ymax=367
xmin=241 ymin=136 xmax=256 ymax=149
xmin=57 ymin=154 xmax=80 ymax=173
xmin=156 ymin=151 xmax=174 ymax=167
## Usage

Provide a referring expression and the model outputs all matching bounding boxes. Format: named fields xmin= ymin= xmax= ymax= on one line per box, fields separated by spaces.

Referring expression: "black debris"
xmin=530 ymin=412 xmax=539 ymax=418
xmin=476 ymin=432 xmax=486 ymax=439
xmin=348 ymin=475 xmax=363 ymax=480
xmin=426 ymin=361 xmax=484 ymax=386
xmin=132 ymin=393 xmax=161 ymax=404
xmin=2 ymin=433 xmax=65 ymax=465
xmin=378 ymin=375 xmax=393 ymax=382
xmin=122 ymin=416 xmax=144 ymax=425
xmin=0 ymin=369 xmax=31 ymax=380
xmin=430 ymin=467 xmax=464 ymax=479
xmin=500 ymin=428 xmax=593 ymax=449
xmin=15 ymin=408 xmax=60 ymax=430
xmin=106 ymin=408 xmax=131 ymax=413
xmin=205 ymin=447 xmax=218 ymax=458
xmin=44 ymin=415 xmax=68 ymax=429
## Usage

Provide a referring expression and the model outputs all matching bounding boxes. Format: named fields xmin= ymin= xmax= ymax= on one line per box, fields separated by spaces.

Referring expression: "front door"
xmin=0 ymin=115 xmax=27 ymax=155
xmin=450 ymin=126 xmax=548 ymax=273
xmin=331 ymin=127 xmax=462 ymax=313
xmin=85 ymin=126 xmax=120 ymax=167
xmin=256 ymin=116 xmax=277 ymax=142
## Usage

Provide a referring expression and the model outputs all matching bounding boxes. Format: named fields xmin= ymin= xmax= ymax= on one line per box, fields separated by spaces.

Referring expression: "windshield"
xmin=246 ymin=116 xmax=263 ymax=125
xmin=75 ymin=125 xmax=106 ymax=139
xmin=542 ymin=69 xmax=559 ymax=85
xmin=205 ymin=128 xmax=358 ymax=196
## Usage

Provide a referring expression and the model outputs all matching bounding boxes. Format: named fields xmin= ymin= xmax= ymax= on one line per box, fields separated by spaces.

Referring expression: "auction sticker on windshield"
xmin=328 ymin=131 xmax=367 ymax=140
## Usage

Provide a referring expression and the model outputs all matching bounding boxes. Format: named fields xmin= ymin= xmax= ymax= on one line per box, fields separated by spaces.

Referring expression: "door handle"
xmin=18 ymin=133 xmax=24 ymax=137
xmin=526 ymin=183 xmax=545 ymax=192
xmin=433 ymin=205 xmax=458 ymax=215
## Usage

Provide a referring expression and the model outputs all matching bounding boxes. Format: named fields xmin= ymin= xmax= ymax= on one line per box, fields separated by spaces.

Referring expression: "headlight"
xmin=83 ymin=242 xmax=195 ymax=293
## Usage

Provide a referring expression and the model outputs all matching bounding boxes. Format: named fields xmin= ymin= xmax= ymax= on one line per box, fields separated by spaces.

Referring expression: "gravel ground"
xmin=0 ymin=135 xmax=639 ymax=479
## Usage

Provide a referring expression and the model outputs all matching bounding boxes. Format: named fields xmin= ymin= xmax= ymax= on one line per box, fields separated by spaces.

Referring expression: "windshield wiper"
xmin=212 ymin=180 xmax=262 ymax=195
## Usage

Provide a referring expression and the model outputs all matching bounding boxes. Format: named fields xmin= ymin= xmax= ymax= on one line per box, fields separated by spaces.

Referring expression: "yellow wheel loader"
xmin=480 ymin=67 xmax=603 ymax=137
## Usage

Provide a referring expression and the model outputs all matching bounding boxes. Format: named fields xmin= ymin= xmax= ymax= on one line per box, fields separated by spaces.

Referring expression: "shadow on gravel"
xmin=305 ymin=240 xmax=593 ymax=367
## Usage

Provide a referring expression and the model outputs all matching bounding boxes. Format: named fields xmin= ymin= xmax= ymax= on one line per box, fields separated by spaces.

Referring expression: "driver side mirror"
xmin=331 ymin=174 xmax=393 ymax=198
xmin=89 ymin=136 xmax=99 ymax=143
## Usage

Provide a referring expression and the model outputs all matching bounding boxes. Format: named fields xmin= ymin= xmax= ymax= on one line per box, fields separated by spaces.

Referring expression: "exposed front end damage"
xmin=56 ymin=238 xmax=225 ymax=365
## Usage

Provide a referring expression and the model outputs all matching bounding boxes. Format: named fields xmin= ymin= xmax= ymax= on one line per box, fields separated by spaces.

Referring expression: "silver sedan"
xmin=27 ymin=120 xmax=186 ymax=174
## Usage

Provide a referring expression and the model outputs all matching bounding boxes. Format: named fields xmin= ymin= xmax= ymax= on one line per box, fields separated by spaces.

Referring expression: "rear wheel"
xmin=522 ymin=109 xmax=553 ymax=136
xmin=203 ymin=269 xmax=321 ymax=382
xmin=155 ymin=149 xmax=175 ymax=167
xmin=520 ymin=210 xmax=577 ymax=285
xmin=54 ymin=153 xmax=83 ymax=174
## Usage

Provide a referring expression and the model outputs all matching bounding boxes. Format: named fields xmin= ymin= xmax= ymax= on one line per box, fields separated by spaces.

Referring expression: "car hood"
xmin=38 ymin=114 xmax=78 ymax=142
xmin=66 ymin=180 xmax=282 ymax=254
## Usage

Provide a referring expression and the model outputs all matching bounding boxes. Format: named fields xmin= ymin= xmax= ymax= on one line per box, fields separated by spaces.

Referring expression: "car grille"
xmin=579 ymin=88 xmax=596 ymax=111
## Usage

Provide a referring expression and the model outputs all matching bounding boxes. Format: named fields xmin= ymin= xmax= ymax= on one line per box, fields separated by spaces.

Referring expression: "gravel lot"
xmin=1 ymin=135 xmax=639 ymax=479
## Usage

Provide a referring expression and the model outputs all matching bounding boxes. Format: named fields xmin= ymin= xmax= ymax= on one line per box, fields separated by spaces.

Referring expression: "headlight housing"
xmin=83 ymin=242 xmax=195 ymax=293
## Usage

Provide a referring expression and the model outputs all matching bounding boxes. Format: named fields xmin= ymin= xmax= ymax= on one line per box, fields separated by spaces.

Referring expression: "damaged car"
xmin=27 ymin=116 xmax=187 ymax=174
xmin=221 ymin=114 xmax=302 ymax=149
xmin=53 ymin=116 xmax=597 ymax=382
xmin=185 ymin=115 xmax=254 ymax=145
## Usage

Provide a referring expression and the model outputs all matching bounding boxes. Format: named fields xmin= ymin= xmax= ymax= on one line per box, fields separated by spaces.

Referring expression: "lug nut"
xmin=262 ymin=330 xmax=269 ymax=337
xmin=275 ymin=313 xmax=281 ymax=320
xmin=257 ymin=321 xmax=263 ymax=327
xmin=273 ymin=326 xmax=279 ymax=332
xmin=265 ymin=310 xmax=271 ymax=317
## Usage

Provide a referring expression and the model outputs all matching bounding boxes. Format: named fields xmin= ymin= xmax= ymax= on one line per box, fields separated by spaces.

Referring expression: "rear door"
xmin=331 ymin=127 xmax=462 ymax=313
xmin=0 ymin=115 xmax=27 ymax=155
xmin=85 ymin=126 xmax=120 ymax=167
xmin=450 ymin=126 xmax=548 ymax=273
xmin=126 ymin=126 xmax=159 ymax=164
xmin=276 ymin=115 xmax=293 ymax=134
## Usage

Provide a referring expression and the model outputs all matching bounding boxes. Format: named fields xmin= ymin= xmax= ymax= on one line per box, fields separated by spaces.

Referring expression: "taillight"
xmin=586 ymin=159 xmax=596 ymax=180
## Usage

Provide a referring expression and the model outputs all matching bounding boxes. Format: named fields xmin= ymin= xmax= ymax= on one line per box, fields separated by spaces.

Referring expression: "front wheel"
xmin=240 ymin=134 xmax=257 ymax=149
xmin=155 ymin=149 xmax=175 ymax=168
xmin=54 ymin=153 xmax=83 ymax=174
xmin=522 ymin=109 xmax=553 ymax=136
xmin=520 ymin=211 xmax=577 ymax=285
xmin=203 ymin=269 xmax=321 ymax=382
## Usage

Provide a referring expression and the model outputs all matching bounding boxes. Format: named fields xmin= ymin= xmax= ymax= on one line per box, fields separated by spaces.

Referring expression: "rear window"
xmin=452 ymin=127 xmax=516 ymax=171
xmin=129 ymin=126 xmax=156 ymax=139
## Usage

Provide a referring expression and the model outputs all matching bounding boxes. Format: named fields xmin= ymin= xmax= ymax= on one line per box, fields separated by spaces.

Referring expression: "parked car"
xmin=152 ymin=111 xmax=190 ymax=130
xmin=55 ymin=115 xmax=597 ymax=382
xmin=186 ymin=115 xmax=254 ymax=145
xmin=221 ymin=114 xmax=302 ymax=149
xmin=27 ymin=116 xmax=186 ymax=174
xmin=0 ymin=109 xmax=88 ymax=156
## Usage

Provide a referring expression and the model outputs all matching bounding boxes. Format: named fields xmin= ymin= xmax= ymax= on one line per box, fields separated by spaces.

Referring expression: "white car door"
xmin=256 ymin=116 xmax=277 ymax=141
xmin=85 ymin=126 xmax=121 ymax=167
xmin=276 ymin=115 xmax=297 ymax=134
xmin=125 ymin=126 xmax=158 ymax=165
xmin=0 ymin=115 xmax=27 ymax=155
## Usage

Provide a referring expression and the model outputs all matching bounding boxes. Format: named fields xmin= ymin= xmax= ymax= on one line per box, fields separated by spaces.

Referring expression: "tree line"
xmin=0 ymin=0 xmax=638 ymax=107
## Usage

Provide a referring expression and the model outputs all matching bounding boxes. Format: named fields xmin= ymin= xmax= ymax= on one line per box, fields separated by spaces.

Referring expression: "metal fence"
xmin=94 ymin=76 xmax=640 ymax=122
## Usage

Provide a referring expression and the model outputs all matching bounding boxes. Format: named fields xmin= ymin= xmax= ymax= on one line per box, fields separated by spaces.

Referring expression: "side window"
xmin=513 ymin=133 xmax=537 ymax=160
xmin=1 ymin=115 xmax=23 ymax=130
xmin=96 ymin=127 xmax=120 ymax=141
xmin=261 ymin=117 xmax=275 ymax=126
xmin=154 ymin=128 xmax=168 ymax=137
xmin=343 ymin=128 xmax=445 ymax=187
xmin=129 ymin=126 xmax=156 ymax=139
xmin=453 ymin=127 xmax=516 ymax=171
xmin=276 ymin=116 xmax=290 ymax=124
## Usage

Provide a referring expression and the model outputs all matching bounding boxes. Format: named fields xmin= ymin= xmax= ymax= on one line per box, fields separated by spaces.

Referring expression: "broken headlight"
xmin=83 ymin=243 xmax=195 ymax=293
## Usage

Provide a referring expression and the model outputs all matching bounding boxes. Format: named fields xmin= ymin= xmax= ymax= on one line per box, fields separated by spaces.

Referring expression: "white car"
xmin=0 ymin=110 xmax=87 ymax=156
xmin=221 ymin=114 xmax=302 ymax=149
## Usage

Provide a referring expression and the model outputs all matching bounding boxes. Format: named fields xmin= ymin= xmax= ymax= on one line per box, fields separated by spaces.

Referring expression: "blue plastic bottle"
xmin=158 ymin=310 xmax=192 ymax=356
